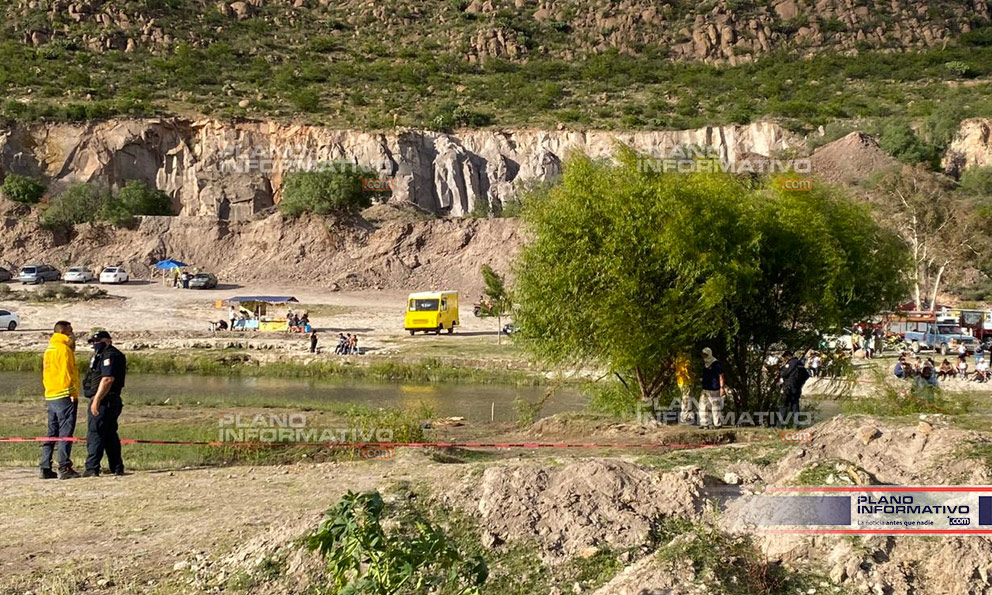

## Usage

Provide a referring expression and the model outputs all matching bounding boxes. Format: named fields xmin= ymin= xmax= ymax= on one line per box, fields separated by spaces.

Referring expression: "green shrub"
xmin=879 ymin=122 xmax=938 ymax=166
xmin=1 ymin=173 xmax=46 ymax=204
xmin=586 ymin=383 xmax=640 ymax=419
xmin=40 ymin=181 xmax=173 ymax=228
xmin=308 ymin=491 xmax=488 ymax=594
xmin=959 ymin=166 xmax=992 ymax=196
xmin=40 ymin=183 xmax=107 ymax=228
xmin=117 ymin=180 xmax=174 ymax=216
xmin=290 ymin=87 xmax=320 ymax=112
xmin=960 ymin=27 xmax=992 ymax=46
xmin=945 ymin=60 xmax=973 ymax=77
xmin=278 ymin=168 xmax=376 ymax=217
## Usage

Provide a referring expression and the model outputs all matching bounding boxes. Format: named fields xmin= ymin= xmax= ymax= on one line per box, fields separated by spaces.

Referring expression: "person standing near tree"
xmin=699 ymin=348 xmax=725 ymax=430
xmin=778 ymin=350 xmax=809 ymax=427
xmin=675 ymin=353 xmax=694 ymax=424
xmin=40 ymin=321 xmax=81 ymax=480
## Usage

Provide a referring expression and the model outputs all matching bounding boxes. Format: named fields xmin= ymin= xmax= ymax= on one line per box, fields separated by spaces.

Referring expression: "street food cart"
xmin=224 ymin=296 xmax=299 ymax=332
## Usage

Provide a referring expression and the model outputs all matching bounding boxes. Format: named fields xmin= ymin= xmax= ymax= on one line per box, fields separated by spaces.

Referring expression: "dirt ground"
xmin=0 ymin=281 xmax=510 ymax=356
xmin=0 ymin=454 xmax=456 ymax=593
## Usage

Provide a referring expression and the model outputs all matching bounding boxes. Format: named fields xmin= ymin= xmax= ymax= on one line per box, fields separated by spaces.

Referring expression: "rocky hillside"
xmin=8 ymin=0 xmax=988 ymax=63
xmin=0 ymin=119 xmax=795 ymax=218
xmin=5 ymin=117 xmax=992 ymax=219
xmin=2 ymin=0 xmax=992 ymax=129
xmin=0 ymin=198 xmax=521 ymax=292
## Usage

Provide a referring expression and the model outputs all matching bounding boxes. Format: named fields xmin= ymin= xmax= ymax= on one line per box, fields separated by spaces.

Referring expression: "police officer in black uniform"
xmin=82 ymin=330 xmax=127 ymax=477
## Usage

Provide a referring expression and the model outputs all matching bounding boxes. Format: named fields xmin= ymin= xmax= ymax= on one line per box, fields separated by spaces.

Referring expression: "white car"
xmin=99 ymin=267 xmax=129 ymax=284
xmin=63 ymin=266 xmax=95 ymax=283
xmin=0 ymin=309 xmax=19 ymax=331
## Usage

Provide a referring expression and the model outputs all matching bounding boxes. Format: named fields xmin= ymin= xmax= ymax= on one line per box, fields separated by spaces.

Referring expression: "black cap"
xmin=86 ymin=330 xmax=112 ymax=344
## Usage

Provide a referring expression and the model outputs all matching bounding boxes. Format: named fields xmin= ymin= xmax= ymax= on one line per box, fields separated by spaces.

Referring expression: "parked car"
xmin=188 ymin=272 xmax=218 ymax=289
xmin=0 ymin=309 xmax=19 ymax=331
xmin=19 ymin=264 xmax=61 ymax=284
xmin=99 ymin=267 xmax=129 ymax=284
xmin=0 ymin=267 xmax=12 ymax=282
xmin=904 ymin=322 xmax=979 ymax=355
xmin=63 ymin=266 xmax=95 ymax=283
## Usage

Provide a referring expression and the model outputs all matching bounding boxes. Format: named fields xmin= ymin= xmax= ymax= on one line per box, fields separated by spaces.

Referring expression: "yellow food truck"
xmin=405 ymin=291 xmax=459 ymax=335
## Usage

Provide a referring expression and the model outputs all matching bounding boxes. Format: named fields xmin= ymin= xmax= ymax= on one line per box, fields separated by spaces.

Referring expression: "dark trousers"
xmin=40 ymin=397 xmax=78 ymax=471
xmin=85 ymin=398 xmax=124 ymax=474
xmin=779 ymin=389 xmax=801 ymax=426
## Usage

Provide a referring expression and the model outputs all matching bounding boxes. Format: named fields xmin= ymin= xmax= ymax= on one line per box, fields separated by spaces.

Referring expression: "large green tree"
xmin=513 ymin=149 xmax=759 ymax=403
xmin=513 ymin=148 xmax=908 ymax=413
xmin=719 ymin=177 xmax=908 ymax=412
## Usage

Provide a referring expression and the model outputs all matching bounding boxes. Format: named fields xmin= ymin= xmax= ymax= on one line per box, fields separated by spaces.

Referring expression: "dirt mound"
xmin=526 ymin=413 xmax=739 ymax=446
xmin=465 ymin=460 xmax=706 ymax=561
xmin=810 ymin=131 xmax=899 ymax=186
xmin=591 ymin=552 xmax=691 ymax=595
xmin=770 ymin=415 xmax=991 ymax=485
xmin=0 ymin=205 xmax=522 ymax=295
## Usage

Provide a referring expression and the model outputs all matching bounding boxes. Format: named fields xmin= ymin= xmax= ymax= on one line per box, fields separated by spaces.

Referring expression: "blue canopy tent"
xmin=153 ymin=259 xmax=188 ymax=269
xmin=227 ymin=296 xmax=299 ymax=304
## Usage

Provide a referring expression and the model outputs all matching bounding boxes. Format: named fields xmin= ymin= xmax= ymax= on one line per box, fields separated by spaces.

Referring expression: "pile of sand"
xmin=465 ymin=460 xmax=707 ymax=561
xmin=810 ymin=131 xmax=899 ymax=186
xmin=770 ymin=415 xmax=990 ymax=485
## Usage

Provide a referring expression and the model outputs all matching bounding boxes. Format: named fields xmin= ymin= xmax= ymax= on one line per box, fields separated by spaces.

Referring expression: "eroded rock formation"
xmin=0 ymin=119 xmax=798 ymax=220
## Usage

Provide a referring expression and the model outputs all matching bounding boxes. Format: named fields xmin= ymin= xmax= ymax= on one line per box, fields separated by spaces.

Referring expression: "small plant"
xmin=513 ymin=388 xmax=553 ymax=428
xmin=945 ymin=60 xmax=972 ymax=77
xmin=478 ymin=264 xmax=512 ymax=343
xmin=308 ymin=490 xmax=488 ymax=594
xmin=279 ymin=168 xmax=375 ymax=217
xmin=1 ymin=173 xmax=46 ymax=204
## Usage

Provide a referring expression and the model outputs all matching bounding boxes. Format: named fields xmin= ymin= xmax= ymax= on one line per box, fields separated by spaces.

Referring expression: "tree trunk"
xmin=929 ymin=262 xmax=947 ymax=313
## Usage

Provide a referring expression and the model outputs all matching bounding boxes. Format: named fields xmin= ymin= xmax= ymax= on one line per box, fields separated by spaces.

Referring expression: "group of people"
xmin=849 ymin=326 xmax=885 ymax=359
xmin=286 ymin=310 xmax=311 ymax=333
xmin=334 ymin=333 xmax=361 ymax=355
xmin=171 ymin=268 xmax=196 ymax=289
xmin=675 ymin=347 xmax=812 ymax=430
xmin=40 ymin=322 xmax=127 ymax=479
xmin=767 ymin=348 xmax=850 ymax=379
xmin=896 ymin=352 xmax=992 ymax=385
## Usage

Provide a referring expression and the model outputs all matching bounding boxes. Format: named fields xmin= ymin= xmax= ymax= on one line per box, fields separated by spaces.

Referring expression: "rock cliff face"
xmin=0 ymin=119 xmax=797 ymax=219
xmin=943 ymin=118 xmax=992 ymax=176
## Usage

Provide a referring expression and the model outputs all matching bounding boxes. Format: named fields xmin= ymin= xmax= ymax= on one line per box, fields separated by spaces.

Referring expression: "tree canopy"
xmin=513 ymin=148 xmax=908 ymax=412
xmin=279 ymin=167 xmax=382 ymax=217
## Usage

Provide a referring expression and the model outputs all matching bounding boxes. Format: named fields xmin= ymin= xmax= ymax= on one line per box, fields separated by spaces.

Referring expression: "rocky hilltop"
xmin=8 ymin=0 xmax=989 ymax=65
xmin=0 ymin=120 xmax=796 ymax=219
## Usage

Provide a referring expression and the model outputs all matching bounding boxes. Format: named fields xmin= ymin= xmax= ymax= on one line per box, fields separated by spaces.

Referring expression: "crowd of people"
xmin=286 ymin=310 xmax=311 ymax=333
xmin=895 ymin=352 xmax=992 ymax=385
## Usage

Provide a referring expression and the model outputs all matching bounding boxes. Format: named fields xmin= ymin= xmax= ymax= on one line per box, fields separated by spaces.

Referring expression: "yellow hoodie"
xmin=43 ymin=333 xmax=79 ymax=400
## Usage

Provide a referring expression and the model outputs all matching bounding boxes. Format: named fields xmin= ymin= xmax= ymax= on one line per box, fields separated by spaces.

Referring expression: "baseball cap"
xmin=86 ymin=330 xmax=112 ymax=344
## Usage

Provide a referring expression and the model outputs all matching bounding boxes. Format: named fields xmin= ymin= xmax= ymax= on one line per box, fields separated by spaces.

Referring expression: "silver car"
xmin=19 ymin=264 xmax=61 ymax=284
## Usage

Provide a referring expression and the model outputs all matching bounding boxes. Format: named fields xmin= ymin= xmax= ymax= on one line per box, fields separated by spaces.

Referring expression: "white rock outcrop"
xmin=0 ymin=119 xmax=798 ymax=220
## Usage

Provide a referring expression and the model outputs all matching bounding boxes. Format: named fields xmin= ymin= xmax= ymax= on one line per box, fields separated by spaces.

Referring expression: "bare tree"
xmin=870 ymin=165 xmax=979 ymax=310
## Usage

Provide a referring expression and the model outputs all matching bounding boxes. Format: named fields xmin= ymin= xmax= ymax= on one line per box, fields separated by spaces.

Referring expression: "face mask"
xmin=92 ymin=342 xmax=108 ymax=353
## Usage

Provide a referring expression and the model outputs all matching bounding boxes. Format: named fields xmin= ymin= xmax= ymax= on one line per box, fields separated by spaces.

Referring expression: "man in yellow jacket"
xmin=41 ymin=321 xmax=80 ymax=479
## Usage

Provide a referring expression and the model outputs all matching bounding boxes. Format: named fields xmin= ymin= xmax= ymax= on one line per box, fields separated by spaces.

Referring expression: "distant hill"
xmin=2 ymin=0 xmax=992 ymax=130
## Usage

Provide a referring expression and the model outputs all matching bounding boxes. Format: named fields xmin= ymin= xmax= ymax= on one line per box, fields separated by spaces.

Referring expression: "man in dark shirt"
xmin=83 ymin=331 xmax=127 ymax=477
xmin=699 ymin=347 xmax=725 ymax=429
xmin=779 ymin=350 xmax=808 ymax=427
